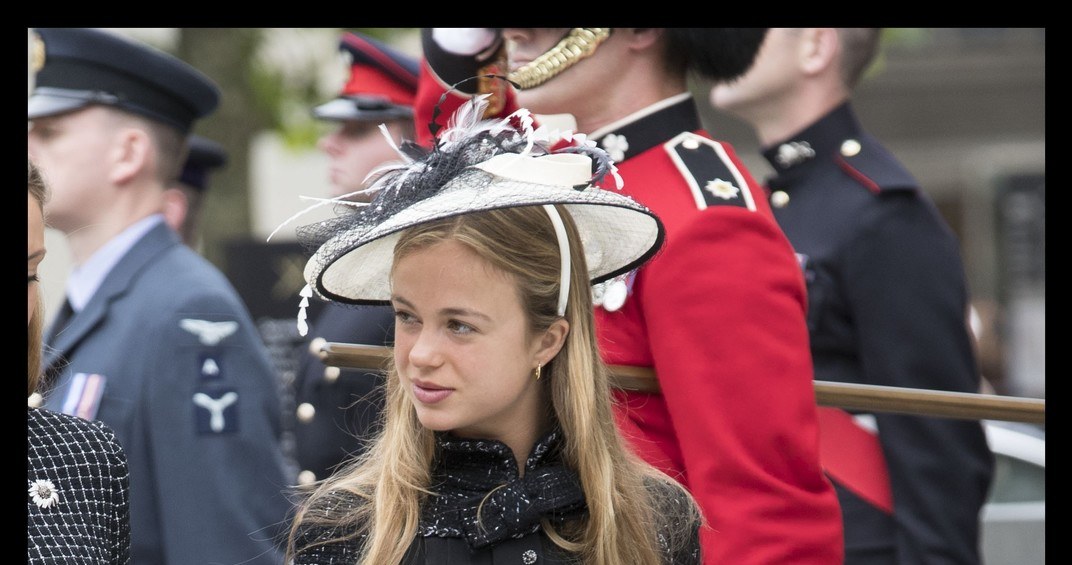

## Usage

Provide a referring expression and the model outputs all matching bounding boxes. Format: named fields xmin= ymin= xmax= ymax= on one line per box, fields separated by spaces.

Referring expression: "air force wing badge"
xmin=180 ymin=319 xmax=239 ymax=346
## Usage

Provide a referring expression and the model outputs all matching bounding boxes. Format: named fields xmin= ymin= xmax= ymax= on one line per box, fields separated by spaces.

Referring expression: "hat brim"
xmin=312 ymin=98 xmax=414 ymax=123
xmin=306 ymin=169 xmax=664 ymax=305
xmin=27 ymin=88 xmax=102 ymax=119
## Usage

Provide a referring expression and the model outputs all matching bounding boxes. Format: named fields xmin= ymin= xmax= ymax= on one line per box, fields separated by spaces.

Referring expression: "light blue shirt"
xmin=66 ymin=214 xmax=165 ymax=312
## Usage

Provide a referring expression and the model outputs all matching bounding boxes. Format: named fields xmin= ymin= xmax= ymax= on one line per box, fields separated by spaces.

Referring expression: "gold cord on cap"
xmin=508 ymin=28 xmax=611 ymax=90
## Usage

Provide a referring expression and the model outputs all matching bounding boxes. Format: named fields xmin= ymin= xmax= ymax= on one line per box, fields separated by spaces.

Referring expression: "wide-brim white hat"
xmin=303 ymin=149 xmax=665 ymax=305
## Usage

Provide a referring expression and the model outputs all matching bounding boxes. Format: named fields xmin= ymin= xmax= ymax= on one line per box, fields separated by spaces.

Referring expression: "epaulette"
xmin=664 ymin=132 xmax=756 ymax=211
xmin=834 ymin=135 xmax=918 ymax=195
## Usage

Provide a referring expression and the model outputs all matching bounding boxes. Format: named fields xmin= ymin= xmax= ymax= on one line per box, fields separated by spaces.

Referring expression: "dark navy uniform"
xmin=763 ymin=102 xmax=995 ymax=564
xmin=293 ymin=31 xmax=417 ymax=484
xmin=30 ymin=28 xmax=290 ymax=565
xmin=294 ymin=304 xmax=394 ymax=482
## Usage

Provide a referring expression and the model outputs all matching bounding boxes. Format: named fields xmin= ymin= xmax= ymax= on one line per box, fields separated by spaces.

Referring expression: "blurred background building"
xmin=30 ymin=28 xmax=1044 ymax=400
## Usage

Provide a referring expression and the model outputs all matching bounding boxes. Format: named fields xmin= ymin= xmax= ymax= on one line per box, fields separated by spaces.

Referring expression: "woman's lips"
xmin=412 ymin=382 xmax=454 ymax=404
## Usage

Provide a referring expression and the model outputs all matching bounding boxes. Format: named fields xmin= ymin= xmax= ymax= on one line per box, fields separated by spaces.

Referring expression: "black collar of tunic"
xmin=762 ymin=101 xmax=864 ymax=190
xmin=588 ymin=97 xmax=702 ymax=163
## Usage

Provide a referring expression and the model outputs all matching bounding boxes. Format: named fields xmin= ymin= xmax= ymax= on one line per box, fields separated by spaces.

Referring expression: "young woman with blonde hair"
xmin=286 ymin=99 xmax=702 ymax=564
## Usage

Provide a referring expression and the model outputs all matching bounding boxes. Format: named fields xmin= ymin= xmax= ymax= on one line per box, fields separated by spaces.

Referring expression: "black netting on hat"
xmin=288 ymin=91 xmax=664 ymax=311
xmin=295 ymin=115 xmax=619 ymax=263
xmin=296 ymin=130 xmax=527 ymax=255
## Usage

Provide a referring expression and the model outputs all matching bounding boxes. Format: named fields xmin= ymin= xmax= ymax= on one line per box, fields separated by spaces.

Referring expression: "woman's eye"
xmin=394 ymin=311 xmax=417 ymax=325
xmin=447 ymin=320 xmax=474 ymax=335
xmin=28 ymin=273 xmax=40 ymax=285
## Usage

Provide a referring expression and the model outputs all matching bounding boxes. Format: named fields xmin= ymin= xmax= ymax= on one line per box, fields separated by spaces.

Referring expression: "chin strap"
xmin=508 ymin=28 xmax=611 ymax=90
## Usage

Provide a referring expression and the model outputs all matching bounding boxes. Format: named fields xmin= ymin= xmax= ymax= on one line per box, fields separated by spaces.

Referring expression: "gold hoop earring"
xmin=534 ymin=362 xmax=542 ymax=381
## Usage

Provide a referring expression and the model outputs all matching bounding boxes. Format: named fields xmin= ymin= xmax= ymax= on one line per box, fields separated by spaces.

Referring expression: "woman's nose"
xmin=406 ymin=329 xmax=443 ymax=370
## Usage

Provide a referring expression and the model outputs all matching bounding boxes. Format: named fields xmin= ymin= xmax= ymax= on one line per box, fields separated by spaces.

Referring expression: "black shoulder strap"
xmin=665 ymin=132 xmax=756 ymax=211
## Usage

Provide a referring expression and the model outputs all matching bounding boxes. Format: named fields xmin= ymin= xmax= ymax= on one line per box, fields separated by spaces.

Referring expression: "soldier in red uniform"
xmin=415 ymin=28 xmax=844 ymax=564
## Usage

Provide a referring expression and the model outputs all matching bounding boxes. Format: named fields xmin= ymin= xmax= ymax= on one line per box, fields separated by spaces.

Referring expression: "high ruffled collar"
xmin=418 ymin=428 xmax=587 ymax=549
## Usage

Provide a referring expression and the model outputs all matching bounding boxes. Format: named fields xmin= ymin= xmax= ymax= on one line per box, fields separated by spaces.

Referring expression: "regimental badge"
xmin=601 ymin=133 xmax=629 ymax=163
xmin=193 ymin=388 xmax=239 ymax=435
xmin=32 ymin=31 xmax=45 ymax=73
xmin=665 ymin=132 xmax=756 ymax=211
xmin=775 ymin=141 xmax=815 ymax=167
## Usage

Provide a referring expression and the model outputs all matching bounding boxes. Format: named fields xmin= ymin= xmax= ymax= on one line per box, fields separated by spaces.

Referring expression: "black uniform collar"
xmin=588 ymin=94 xmax=702 ymax=163
xmin=762 ymin=102 xmax=863 ymax=189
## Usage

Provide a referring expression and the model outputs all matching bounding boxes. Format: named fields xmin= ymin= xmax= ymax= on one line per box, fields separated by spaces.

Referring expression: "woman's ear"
xmin=535 ymin=318 xmax=570 ymax=366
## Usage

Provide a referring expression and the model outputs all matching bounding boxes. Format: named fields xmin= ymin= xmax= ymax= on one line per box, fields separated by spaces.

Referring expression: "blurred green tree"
xmin=176 ymin=28 xmax=413 ymax=267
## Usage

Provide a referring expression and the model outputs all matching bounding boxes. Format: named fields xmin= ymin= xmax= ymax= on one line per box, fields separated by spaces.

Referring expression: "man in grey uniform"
xmin=29 ymin=27 xmax=292 ymax=564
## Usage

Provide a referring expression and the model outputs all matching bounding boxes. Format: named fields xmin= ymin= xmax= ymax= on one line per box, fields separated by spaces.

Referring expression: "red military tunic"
xmin=588 ymin=95 xmax=842 ymax=564
xmin=416 ymin=59 xmax=843 ymax=564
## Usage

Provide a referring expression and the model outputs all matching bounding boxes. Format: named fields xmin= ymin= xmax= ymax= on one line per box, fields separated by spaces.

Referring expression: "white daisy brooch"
xmin=29 ymin=479 xmax=59 ymax=509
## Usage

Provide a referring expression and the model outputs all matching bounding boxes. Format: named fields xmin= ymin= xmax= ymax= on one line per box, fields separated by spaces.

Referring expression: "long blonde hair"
xmin=28 ymin=157 xmax=49 ymax=397
xmin=287 ymin=205 xmax=696 ymax=564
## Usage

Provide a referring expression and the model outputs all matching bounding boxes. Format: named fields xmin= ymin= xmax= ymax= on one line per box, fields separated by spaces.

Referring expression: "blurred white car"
xmin=981 ymin=420 xmax=1045 ymax=565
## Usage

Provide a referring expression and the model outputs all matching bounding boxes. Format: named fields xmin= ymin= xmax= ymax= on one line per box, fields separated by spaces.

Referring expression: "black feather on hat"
xmin=274 ymin=94 xmax=665 ymax=335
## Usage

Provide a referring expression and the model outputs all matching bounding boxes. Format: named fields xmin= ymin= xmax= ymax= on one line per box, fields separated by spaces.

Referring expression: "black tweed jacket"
xmin=292 ymin=430 xmax=701 ymax=564
xmin=28 ymin=406 xmax=130 ymax=564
